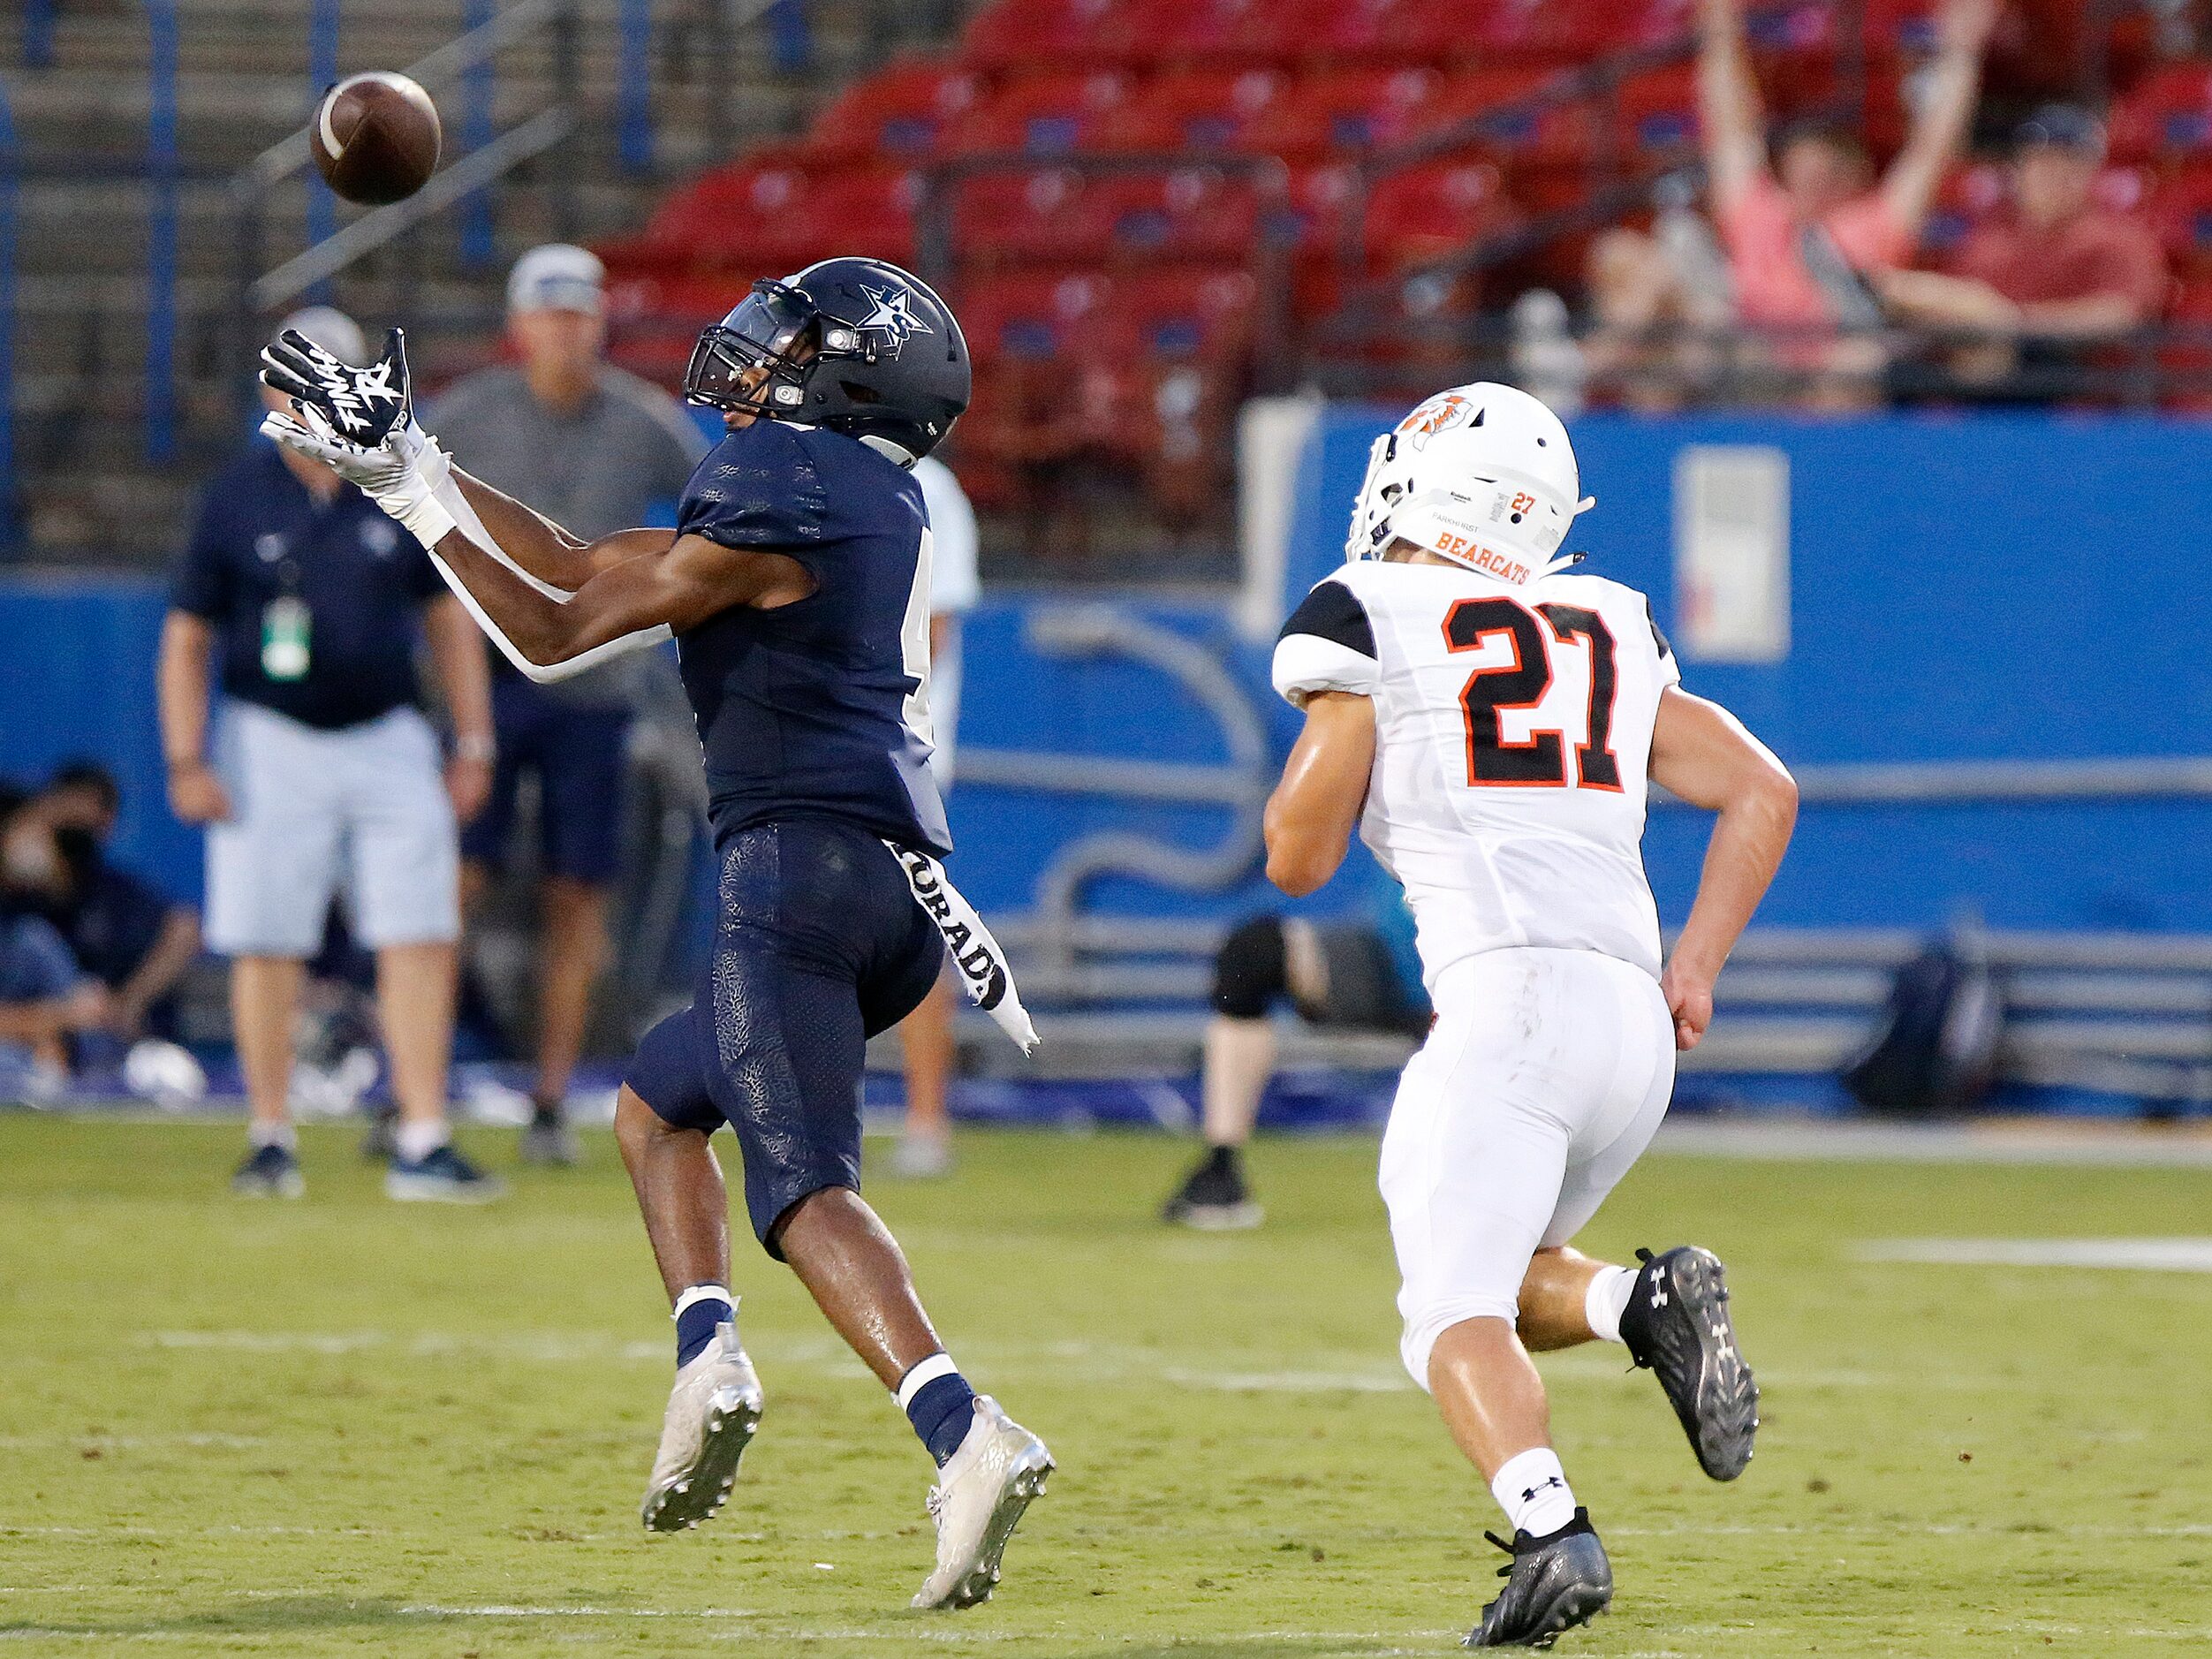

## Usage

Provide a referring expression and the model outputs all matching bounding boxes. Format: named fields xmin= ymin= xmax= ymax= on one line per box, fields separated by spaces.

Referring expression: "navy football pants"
xmin=625 ymin=818 xmax=943 ymax=1255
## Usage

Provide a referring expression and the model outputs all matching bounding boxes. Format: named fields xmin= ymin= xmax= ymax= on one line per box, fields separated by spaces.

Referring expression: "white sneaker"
xmin=889 ymin=1131 xmax=954 ymax=1179
xmin=640 ymin=1323 xmax=763 ymax=1532
xmin=911 ymin=1397 xmax=1053 ymax=1610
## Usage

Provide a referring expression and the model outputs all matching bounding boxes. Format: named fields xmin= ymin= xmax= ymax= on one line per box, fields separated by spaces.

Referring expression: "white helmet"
xmin=1345 ymin=382 xmax=1594 ymax=583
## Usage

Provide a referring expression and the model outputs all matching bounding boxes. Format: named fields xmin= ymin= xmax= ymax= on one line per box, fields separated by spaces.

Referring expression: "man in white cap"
xmin=158 ymin=305 xmax=499 ymax=1201
xmin=431 ymin=246 xmax=709 ymax=1164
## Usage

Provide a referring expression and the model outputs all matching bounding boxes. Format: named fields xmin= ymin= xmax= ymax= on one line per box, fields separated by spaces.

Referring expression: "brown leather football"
xmin=310 ymin=72 xmax=441 ymax=206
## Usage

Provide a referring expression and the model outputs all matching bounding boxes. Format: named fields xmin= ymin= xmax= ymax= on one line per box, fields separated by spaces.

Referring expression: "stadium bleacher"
xmin=587 ymin=0 xmax=2212 ymax=532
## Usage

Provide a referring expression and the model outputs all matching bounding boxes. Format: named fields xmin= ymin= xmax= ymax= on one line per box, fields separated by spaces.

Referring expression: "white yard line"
xmin=1656 ymin=1118 xmax=2212 ymax=1167
xmin=1858 ymin=1236 xmax=2212 ymax=1272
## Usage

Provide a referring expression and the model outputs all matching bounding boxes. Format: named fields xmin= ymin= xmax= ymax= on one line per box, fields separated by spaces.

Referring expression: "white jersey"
xmin=1273 ymin=557 xmax=1678 ymax=986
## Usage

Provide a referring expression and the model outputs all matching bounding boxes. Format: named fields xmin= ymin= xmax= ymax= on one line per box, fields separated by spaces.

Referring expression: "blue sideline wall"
xmin=6 ymin=409 xmax=2212 ymax=940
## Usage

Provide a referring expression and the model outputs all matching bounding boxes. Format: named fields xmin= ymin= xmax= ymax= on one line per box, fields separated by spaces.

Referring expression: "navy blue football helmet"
xmin=683 ymin=256 xmax=970 ymax=462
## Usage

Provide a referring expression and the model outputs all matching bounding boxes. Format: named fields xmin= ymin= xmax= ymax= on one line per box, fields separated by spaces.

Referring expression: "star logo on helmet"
xmin=855 ymin=284 xmax=934 ymax=356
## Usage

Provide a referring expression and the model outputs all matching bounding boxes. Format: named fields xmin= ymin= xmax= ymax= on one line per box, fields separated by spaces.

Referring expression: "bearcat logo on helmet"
xmin=1398 ymin=391 xmax=1476 ymax=449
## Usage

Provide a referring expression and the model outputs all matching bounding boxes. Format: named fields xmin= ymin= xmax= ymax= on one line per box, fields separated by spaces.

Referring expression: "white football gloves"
xmin=254 ymin=322 xmax=673 ymax=686
xmin=259 ymin=325 xmax=462 ymax=549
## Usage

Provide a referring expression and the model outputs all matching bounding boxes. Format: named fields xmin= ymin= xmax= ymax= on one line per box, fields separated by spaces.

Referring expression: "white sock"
xmin=1490 ymin=1447 xmax=1578 ymax=1540
xmin=1583 ymin=1265 xmax=1638 ymax=1345
xmin=249 ymin=1120 xmax=296 ymax=1152
xmin=393 ymin=1119 xmax=451 ymax=1163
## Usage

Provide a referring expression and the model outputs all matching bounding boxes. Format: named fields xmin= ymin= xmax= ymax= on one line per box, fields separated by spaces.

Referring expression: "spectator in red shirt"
xmin=1878 ymin=105 xmax=2170 ymax=392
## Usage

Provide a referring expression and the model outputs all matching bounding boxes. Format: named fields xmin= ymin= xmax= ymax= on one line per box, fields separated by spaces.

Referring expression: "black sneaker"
xmin=519 ymin=1109 xmax=580 ymax=1168
xmin=358 ymin=1104 xmax=398 ymax=1162
xmin=1618 ymin=1245 xmax=1758 ymax=1481
xmin=231 ymin=1143 xmax=305 ymax=1200
xmin=385 ymin=1143 xmax=505 ymax=1204
xmin=1465 ymin=1508 xmax=1612 ymax=1648
xmin=1160 ymin=1146 xmax=1262 ymax=1231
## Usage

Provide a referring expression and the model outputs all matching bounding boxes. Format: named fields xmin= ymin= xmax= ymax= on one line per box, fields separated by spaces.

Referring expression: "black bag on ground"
xmin=1839 ymin=936 xmax=2004 ymax=1117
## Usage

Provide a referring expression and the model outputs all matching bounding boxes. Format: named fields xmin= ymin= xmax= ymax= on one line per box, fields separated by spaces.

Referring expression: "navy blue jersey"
xmin=171 ymin=443 xmax=443 ymax=730
xmin=672 ymin=419 xmax=950 ymax=856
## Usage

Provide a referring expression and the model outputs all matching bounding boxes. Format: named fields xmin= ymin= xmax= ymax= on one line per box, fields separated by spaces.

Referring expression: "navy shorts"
xmin=625 ymin=818 xmax=943 ymax=1254
xmin=459 ymin=674 xmax=630 ymax=885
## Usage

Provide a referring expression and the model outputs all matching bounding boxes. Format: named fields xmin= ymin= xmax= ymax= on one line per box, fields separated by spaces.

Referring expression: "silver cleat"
xmin=640 ymin=1322 xmax=762 ymax=1533
xmin=911 ymin=1396 xmax=1054 ymax=1610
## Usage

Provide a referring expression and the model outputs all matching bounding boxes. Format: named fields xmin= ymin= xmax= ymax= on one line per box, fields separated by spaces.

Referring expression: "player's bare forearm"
xmin=1651 ymin=687 xmax=1797 ymax=988
xmin=449 ymin=468 xmax=668 ymax=591
xmin=1265 ymin=692 xmax=1376 ymax=897
xmin=433 ymin=524 xmax=806 ymax=668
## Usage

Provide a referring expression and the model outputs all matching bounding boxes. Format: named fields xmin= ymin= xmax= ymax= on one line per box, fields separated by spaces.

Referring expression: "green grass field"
xmin=3 ymin=1117 xmax=2209 ymax=1656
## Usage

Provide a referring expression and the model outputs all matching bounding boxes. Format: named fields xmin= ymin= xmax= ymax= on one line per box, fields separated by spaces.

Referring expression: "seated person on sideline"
xmin=1877 ymin=105 xmax=2169 ymax=393
xmin=32 ymin=761 xmax=201 ymax=1043
xmin=0 ymin=799 xmax=103 ymax=1095
xmin=1161 ymin=860 xmax=1430 ymax=1230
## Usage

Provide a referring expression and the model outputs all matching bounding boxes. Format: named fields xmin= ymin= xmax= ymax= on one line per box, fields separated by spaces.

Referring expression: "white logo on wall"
xmin=1674 ymin=445 xmax=1790 ymax=664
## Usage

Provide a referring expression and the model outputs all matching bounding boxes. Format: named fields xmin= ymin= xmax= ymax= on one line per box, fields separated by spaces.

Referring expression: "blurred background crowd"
xmin=6 ymin=0 xmax=2212 ymax=1185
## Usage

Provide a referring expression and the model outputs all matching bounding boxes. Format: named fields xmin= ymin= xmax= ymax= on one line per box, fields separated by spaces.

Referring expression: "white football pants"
xmin=1379 ymin=945 xmax=1676 ymax=1390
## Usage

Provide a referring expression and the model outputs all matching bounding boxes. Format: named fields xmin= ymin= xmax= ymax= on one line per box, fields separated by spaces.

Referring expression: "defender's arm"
xmin=1263 ymin=691 xmax=1377 ymax=898
xmin=1648 ymin=686 xmax=1798 ymax=1050
xmin=428 ymin=523 xmax=813 ymax=670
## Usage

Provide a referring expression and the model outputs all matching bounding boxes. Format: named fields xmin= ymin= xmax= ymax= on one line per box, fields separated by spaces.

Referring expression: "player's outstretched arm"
xmin=1263 ymin=691 xmax=1376 ymax=898
xmin=428 ymin=523 xmax=812 ymax=670
xmin=445 ymin=467 xmax=673 ymax=594
xmin=1648 ymin=687 xmax=1798 ymax=1050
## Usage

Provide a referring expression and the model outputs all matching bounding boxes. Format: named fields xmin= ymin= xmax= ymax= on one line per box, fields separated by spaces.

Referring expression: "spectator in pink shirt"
xmin=1587 ymin=0 xmax=1997 ymax=407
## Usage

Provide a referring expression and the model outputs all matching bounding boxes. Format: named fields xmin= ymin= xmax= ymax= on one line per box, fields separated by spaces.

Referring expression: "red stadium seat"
xmin=955 ymin=269 xmax=1121 ymax=363
xmin=1423 ymin=68 xmax=1593 ymax=168
xmin=1359 ymin=160 xmax=1523 ymax=276
xmin=1276 ymin=0 xmax=1483 ymax=67
xmin=2111 ymin=64 xmax=2212 ymax=163
xmin=1615 ymin=64 xmax=1701 ymax=161
xmin=2149 ymin=166 xmax=2212 ymax=273
xmin=1110 ymin=265 xmax=1260 ymax=359
xmin=959 ymin=0 xmax=1131 ymax=72
xmin=1088 ymin=0 xmax=1290 ymax=69
xmin=943 ymin=71 xmax=1136 ymax=156
xmin=605 ymin=157 xmax=921 ymax=276
xmin=1091 ymin=69 xmax=1289 ymax=153
xmin=1240 ymin=68 xmax=1443 ymax=158
xmin=802 ymin=58 xmax=984 ymax=162
xmin=1473 ymin=0 xmax=1695 ymax=66
xmin=952 ymin=167 xmax=1120 ymax=266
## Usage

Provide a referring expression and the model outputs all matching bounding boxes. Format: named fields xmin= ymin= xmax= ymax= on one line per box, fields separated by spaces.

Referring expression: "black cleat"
xmin=1618 ymin=1245 xmax=1758 ymax=1481
xmin=1160 ymin=1146 xmax=1262 ymax=1231
xmin=1465 ymin=1508 xmax=1612 ymax=1648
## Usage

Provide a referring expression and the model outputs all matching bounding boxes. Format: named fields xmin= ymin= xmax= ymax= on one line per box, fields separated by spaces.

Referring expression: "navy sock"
xmin=673 ymin=1288 xmax=733 ymax=1368
xmin=903 ymin=1368 xmax=979 ymax=1466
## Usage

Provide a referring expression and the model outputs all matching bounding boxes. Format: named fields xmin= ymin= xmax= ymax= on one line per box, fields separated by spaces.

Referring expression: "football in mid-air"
xmin=311 ymin=72 xmax=441 ymax=206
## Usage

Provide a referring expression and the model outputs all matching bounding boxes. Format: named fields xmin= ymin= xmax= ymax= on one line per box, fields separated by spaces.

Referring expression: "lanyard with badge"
xmin=258 ymin=531 xmax=312 ymax=681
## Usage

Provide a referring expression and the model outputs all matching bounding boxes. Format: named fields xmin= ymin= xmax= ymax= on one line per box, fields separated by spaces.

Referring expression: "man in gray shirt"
xmin=434 ymin=245 xmax=708 ymax=1164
